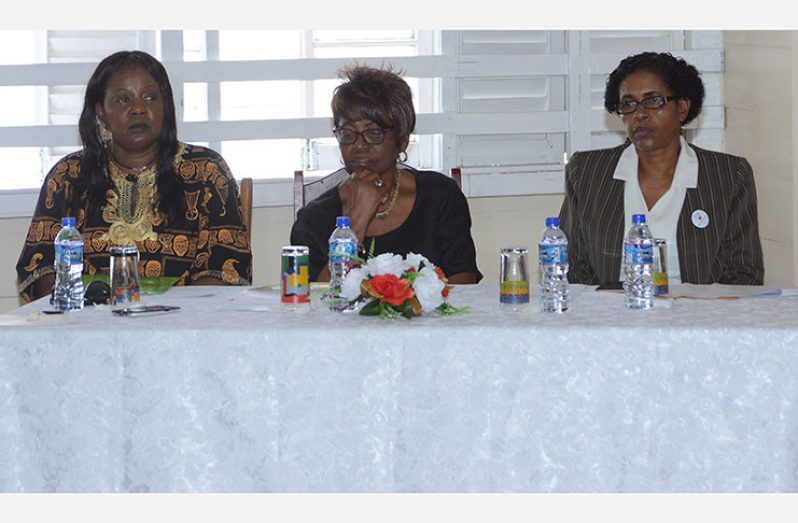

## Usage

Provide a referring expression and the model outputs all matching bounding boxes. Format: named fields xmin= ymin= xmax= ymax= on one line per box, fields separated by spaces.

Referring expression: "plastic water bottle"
xmin=327 ymin=215 xmax=359 ymax=309
xmin=53 ymin=216 xmax=84 ymax=311
xmin=623 ymin=213 xmax=655 ymax=310
xmin=539 ymin=216 xmax=569 ymax=312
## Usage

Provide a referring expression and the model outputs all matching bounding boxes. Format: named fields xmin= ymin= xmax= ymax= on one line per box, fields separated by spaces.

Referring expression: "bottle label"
xmin=329 ymin=239 xmax=358 ymax=264
xmin=55 ymin=244 xmax=83 ymax=265
xmin=539 ymin=244 xmax=567 ymax=265
xmin=625 ymin=243 xmax=653 ymax=264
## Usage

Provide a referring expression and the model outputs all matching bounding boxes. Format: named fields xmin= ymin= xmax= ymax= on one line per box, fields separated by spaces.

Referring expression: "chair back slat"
xmin=239 ymin=177 xmax=253 ymax=245
xmin=293 ymin=168 xmax=349 ymax=220
xmin=450 ymin=167 xmax=462 ymax=189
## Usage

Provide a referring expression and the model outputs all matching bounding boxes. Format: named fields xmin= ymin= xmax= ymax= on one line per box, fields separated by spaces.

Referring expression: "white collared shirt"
xmin=613 ymin=136 xmax=698 ymax=283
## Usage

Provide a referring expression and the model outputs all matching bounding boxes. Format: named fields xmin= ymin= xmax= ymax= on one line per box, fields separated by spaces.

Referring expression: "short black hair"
xmin=331 ymin=64 xmax=415 ymax=149
xmin=604 ymin=51 xmax=705 ymax=126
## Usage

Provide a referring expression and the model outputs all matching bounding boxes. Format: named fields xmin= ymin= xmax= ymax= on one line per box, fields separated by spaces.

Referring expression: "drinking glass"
xmin=500 ymin=246 xmax=530 ymax=307
xmin=109 ymin=246 xmax=141 ymax=308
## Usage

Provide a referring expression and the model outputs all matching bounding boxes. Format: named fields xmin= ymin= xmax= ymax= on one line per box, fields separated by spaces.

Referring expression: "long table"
xmin=1 ymin=283 xmax=797 ymax=492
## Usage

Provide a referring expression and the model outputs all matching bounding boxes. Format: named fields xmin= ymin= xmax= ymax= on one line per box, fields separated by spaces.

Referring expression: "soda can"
xmin=281 ymin=245 xmax=310 ymax=305
xmin=652 ymin=238 xmax=669 ymax=295
xmin=499 ymin=246 xmax=530 ymax=306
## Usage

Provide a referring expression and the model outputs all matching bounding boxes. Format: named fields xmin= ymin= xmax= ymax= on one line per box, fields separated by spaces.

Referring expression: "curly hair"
xmin=331 ymin=64 xmax=415 ymax=149
xmin=72 ymin=50 xmax=182 ymax=225
xmin=604 ymin=52 xmax=705 ymax=126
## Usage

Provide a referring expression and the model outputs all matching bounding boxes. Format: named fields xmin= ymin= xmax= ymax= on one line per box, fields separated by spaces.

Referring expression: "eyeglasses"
xmin=333 ymin=126 xmax=393 ymax=145
xmin=617 ymin=95 xmax=678 ymax=115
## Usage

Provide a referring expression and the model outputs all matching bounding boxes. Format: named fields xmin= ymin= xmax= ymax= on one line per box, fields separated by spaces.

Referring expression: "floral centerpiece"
xmin=340 ymin=252 xmax=467 ymax=319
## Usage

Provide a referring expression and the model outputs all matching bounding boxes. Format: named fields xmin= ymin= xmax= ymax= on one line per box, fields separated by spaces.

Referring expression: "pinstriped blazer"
xmin=558 ymin=142 xmax=764 ymax=285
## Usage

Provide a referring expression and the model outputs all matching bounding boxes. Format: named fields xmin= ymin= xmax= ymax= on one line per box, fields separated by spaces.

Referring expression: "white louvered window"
xmin=177 ymin=30 xmax=433 ymax=181
xmin=45 ymin=30 xmax=156 ymax=169
xmin=443 ymin=30 xmax=723 ymax=197
xmin=0 ymin=29 xmax=723 ymax=217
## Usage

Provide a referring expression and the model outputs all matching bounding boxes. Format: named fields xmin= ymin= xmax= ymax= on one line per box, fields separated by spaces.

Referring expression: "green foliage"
xmin=358 ymin=298 xmax=468 ymax=319
xmin=436 ymin=302 xmax=469 ymax=316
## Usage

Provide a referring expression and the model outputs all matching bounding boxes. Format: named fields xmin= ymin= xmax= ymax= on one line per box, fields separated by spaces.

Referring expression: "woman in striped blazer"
xmin=559 ymin=52 xmax=764 ymax=286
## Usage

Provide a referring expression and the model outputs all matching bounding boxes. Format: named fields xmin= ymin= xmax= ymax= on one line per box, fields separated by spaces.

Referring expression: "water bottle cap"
xmin=545 ymin=217 xmax=560 ymax=228
xmin=632 ymin=214 xmax=646 ymax=224
xmin=335 ymin=216 xmax=351 ymax=227
xmin=61 ymin=217 xmax=76 ymax=227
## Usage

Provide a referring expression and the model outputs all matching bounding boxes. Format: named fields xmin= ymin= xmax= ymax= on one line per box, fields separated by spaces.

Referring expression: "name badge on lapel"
xmin=691 ymin=209 xmax=710 ymax=229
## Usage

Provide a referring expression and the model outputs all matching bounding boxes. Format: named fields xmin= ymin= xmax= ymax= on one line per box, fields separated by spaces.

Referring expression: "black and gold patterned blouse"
xmin=16 ymin=142 xmax=252 ymax=303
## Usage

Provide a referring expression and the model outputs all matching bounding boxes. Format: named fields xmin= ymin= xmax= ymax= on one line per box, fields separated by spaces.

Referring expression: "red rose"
xmin=433 ymin=266 xmax=450 ymax=298
xmin=364 ymin=274 xmax=415 ymax=306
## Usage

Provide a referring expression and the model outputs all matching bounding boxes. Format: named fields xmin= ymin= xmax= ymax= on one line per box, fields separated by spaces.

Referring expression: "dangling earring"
xmin=96 ymin=117 xmax=112 ymax=146
xmin=399 ymin=151 xmax=408 ymax=163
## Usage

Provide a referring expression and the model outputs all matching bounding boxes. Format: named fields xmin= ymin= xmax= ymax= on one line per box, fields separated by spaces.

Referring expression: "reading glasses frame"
xmin=616 ymin=95 xmax=678 ymax=115
xmin=333 ymin=126 xmax=394 ymax=145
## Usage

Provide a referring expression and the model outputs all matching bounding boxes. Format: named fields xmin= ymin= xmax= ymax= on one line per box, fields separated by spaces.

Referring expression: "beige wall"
xmin=0 ymin=217 xmax=33 ymax=313
xmin=723 ymin=30 xmax=797 ymax=287
xmin=0 ymin=194 xmax=562 ymax=314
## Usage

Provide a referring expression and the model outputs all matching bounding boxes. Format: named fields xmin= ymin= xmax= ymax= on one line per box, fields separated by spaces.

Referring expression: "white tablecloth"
xmin=1 ymin=283 xmax=797 ymax=492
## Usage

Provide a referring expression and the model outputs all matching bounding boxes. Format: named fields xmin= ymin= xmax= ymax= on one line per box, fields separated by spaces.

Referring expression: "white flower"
xmin=405 ymin=252 xmax=431 ymax=272
xmin=364 ymin=253 xmax=406 ymax=277
xmin=341 ymin=268 xmax=365 ymax=300
xmin=413 ymin=267 xmax=445 ymax=311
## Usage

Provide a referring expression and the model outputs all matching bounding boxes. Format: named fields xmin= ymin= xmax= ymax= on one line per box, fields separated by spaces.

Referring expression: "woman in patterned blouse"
xmin=16 ymin=50 xmax=252 ymax=302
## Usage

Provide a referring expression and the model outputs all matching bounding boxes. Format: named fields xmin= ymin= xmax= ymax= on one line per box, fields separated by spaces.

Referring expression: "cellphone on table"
xmin=596 ymin=281 xmax=623 ymax=291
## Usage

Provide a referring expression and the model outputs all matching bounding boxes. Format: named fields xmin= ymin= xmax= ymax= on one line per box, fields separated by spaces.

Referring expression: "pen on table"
xmin=112 ymin=305 xmax=181 ymax=316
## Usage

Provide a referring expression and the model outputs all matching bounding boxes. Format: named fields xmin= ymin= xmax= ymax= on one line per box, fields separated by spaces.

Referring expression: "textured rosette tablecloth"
xmin=1 ymin=284 xmax=797 ymax=492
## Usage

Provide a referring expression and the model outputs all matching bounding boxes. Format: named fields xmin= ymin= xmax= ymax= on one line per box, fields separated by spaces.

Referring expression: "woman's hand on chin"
xmin=345 ymin=168 xmax=389 ymax=237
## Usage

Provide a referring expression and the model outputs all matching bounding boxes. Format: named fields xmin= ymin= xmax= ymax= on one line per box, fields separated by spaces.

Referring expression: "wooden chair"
xmin=450 ymin=167 xmax=462 ymax=189
xmin=292 ymin=168 xmax=350 ymax=221
xmin=292 ymin=165 xmax=463 ymax=221
xmin=238 ymin=177 xmax=253 ymax=245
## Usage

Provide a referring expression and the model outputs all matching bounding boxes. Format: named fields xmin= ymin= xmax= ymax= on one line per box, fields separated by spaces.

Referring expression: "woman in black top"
xmin=290 ymin=64 xmax=482 ymax=283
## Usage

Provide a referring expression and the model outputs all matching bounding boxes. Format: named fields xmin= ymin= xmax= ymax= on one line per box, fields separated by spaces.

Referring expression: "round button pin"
xmin=691 ymin=209 xmax=709 ymax=229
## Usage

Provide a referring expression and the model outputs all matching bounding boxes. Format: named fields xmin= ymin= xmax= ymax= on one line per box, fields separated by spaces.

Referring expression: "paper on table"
xmin=664 ymin=283 xmax=783 ymax=300
xmin=254 ymin=282 xmax=330 ymax=293
xmin=228 ymin=287 xmax=316 ymax=313
xmin=0 ymin=310 xmax=79 ymax=327
xmin=159 ymin=286 xmax=230 ymax=301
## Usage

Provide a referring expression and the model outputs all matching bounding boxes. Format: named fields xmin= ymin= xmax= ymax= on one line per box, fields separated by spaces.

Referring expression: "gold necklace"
xmin=111 ymin=156 xmax=157 ymax=177
xmin=375 ymin=169 xmax=402 ymax=220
